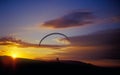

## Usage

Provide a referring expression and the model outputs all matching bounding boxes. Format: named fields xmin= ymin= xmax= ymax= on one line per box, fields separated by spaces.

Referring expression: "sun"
xmin=11 ymin=54 xmax=17 ymax=59
xmin=8 ymin=46 xmax=20 ymax=59
xmin=12 ymin=54 xmax=17 ymax=58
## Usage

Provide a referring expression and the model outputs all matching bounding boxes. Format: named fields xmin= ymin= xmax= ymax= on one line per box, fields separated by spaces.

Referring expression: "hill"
xmin=0 ymin=56 xmax=119 ymax=75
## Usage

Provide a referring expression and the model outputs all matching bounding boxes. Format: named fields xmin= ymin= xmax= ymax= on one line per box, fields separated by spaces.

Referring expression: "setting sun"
xmin=11 ymin=54 xmax=17 ymax=59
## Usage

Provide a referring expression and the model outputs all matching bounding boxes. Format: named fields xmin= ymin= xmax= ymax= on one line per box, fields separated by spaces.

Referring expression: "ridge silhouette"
xmin=0 ymin=56 xmax=119 ymax=75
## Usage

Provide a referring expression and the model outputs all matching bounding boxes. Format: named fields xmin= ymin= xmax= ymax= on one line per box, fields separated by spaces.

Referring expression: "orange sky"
xmin=0 ymin=0 xmax=120 ymax=67
xmin=0 ymin=42 xmax=120 ymax=67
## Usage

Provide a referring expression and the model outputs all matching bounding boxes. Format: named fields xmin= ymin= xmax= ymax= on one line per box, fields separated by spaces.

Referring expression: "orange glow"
xmin=8 ymin=46 xmax=21 ymax=59
xmin=3 ymin=45 xmax=59 ymax=60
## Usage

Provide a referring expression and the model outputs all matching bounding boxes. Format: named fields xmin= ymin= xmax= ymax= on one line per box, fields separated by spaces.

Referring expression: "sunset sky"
xmin=0 ymin=0 xmax=120 ymax=67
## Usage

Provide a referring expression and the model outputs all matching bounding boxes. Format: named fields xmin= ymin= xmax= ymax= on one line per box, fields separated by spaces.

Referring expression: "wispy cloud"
xmin=0 ymin=36 xmax=64 ymax=48
xmin=53 ymin=38 xmax=71 ymax=45
xmin=95 ymin=15 xmax=120 ymax=25
xmin=109 ymin=16 xmax=120 ymax=23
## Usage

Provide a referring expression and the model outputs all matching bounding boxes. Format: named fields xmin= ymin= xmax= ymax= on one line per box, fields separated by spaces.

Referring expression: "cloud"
xmin=40 ymin=9 xmax=120 ymax=29
xmin=54 ymin=38 xmax=71 ymax=45
xmin=41 ymin=10 xmax=94 ymax=29
xmin=64 ymin=29 xmax=120 ymax=46
xmin=109 ymin=15 xmax=120 ymax=23
xmin=0 ymin=36 xmax=63 ymax=48
xmin=96 ymin=15 xmax=120 ymax=24
xmin=56 ymin=28 xmax=120 ymax=60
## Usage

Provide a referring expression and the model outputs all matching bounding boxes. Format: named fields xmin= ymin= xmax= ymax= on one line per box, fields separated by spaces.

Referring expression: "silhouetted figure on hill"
xmin=56 ymin=57 xmax=60 ymax=62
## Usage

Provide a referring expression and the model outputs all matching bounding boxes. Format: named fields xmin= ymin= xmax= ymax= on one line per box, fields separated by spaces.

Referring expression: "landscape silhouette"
xmin=0 ymin=56 xmax=120 ymax=75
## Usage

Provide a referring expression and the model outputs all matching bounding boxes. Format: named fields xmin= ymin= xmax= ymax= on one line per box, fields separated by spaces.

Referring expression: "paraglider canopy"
xmin=39 ymin=33 xmax=70 ymax=46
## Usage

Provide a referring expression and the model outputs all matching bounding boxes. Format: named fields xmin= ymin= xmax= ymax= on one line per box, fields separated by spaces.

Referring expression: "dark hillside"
xmin=0 ymin=56 xmax=119 ymax=75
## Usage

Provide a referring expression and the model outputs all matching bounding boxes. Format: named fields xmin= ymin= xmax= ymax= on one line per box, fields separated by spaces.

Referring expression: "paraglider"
xmin=39 ymin=33 xmax=70 ymax=46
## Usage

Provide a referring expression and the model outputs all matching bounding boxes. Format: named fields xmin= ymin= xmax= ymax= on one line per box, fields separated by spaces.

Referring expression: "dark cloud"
xmin=41 ymin=11 xmax=94 ymax=29
xmin=41 ymin=9 xmax=120 ymax=29
xmin=60 ymin=28 xmax=120 ymax=60
xmin=67 ymin=29 xmax=120 ymax=46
